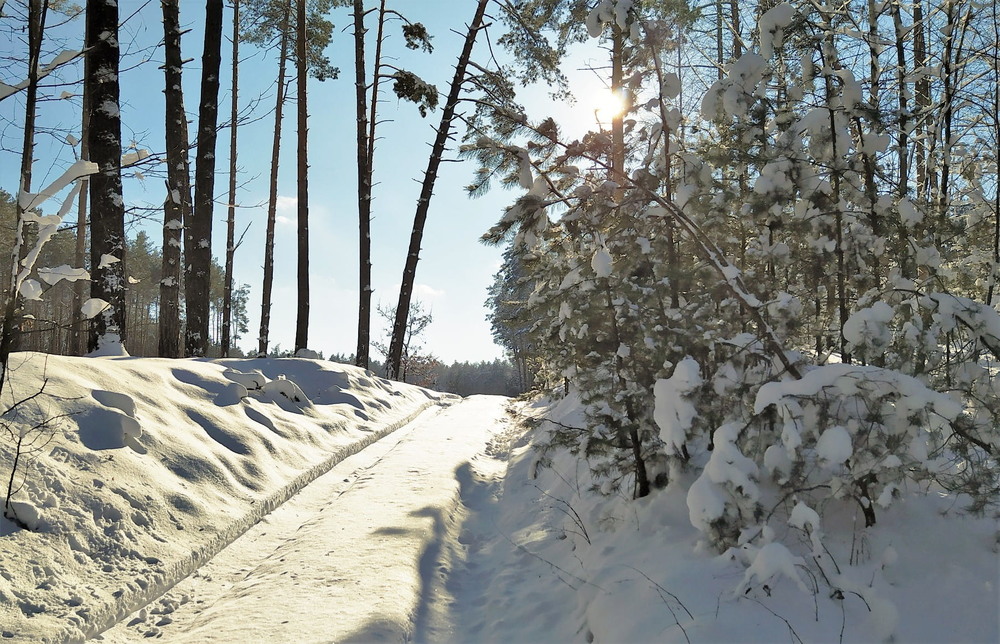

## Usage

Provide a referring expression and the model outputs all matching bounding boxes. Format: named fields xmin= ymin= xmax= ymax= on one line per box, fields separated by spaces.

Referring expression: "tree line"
xmin=0 ymin=190 xmax=249 ymax=357
xmin=0 ymin=0 xmax=494 ymax=379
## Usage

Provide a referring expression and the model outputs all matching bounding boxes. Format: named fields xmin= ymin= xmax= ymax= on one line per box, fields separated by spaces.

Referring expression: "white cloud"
xmin=276 ymin=195 xmax=297 ymax=213
xmin=382 ymin=283 xmax=446 ymax=303
xmin=275 ymin=196 xmax=297 ymax=225
xmin=413 ymin=283 xmax=445 ymax=300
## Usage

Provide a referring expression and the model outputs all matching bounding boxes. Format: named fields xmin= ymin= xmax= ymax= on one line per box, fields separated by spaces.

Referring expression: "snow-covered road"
xmin=96 ymin=395 xmax=514 ymax=643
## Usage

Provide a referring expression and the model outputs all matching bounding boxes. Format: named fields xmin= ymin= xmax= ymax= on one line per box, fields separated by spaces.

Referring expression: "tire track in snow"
xmin=83 ymin=399 xmax=445 ymax=643
xmin=95 ymin=395 xmax=511 ymax=643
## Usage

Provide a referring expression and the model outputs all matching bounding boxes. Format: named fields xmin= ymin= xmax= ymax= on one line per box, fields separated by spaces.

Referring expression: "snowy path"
xmin=96 ymin=395 xmax=514 ymax=643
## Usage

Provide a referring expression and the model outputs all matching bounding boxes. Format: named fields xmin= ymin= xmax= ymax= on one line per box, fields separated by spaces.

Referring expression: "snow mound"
xmin=0 ymin=353 xmax=443 ymax=641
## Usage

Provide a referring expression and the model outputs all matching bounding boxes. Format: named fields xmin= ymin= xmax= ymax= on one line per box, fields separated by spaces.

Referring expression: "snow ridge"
xmin=73 ymin=400 xmax=443 ymax=643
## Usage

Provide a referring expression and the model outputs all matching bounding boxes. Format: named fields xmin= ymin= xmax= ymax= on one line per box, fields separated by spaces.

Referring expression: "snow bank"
xmin=0 ymin=353 xmax=446 ymax=642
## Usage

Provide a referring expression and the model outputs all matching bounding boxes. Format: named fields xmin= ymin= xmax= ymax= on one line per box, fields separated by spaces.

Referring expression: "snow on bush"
xmin=686 ymin=423 xmax=759 ymax=547
xmin=653 ymin=357 xmax=701 ymax=456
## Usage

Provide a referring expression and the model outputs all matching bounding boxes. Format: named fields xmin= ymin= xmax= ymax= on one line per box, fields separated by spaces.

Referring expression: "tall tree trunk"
xmin=610 ymin=21 xmax=625 ymax=200
xmin=353 ymin=0 xmax=373 ymax=369
xmin=914 ymin=0 xmax=929 ymax=200
xmin=1 ymin=0 xmax=48 ymax=388
xmin=186 ymin=0 xmax=224 ymax=357
xmin=294 ymin=0 xmax=310 ymax=353
xmin=990 ymin=5 xmax=1000 ymax=307
xmin=159 ymin=0 xmax=191 ymax=358
xmin=729 ymin=0 xmax=741 ymax=59
xmin=72 ymin=15 xmax=90 ymax=357
xmin=222 ymin=0 xmax=240 ymax=357
xmin=86 ymin=0 xmax=128 ymax=354
xmin=890 ymin=2 xmax=909 ymax=198
xmin=257 ymin=6 xmax=291 ymax=357
xmin=386 ymin=0 xmax=489 ymax=380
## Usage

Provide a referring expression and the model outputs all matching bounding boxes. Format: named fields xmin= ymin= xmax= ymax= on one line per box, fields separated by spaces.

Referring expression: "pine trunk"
xmin=353 ymin=0 xmax=372 ymax=369
xmin=72 ymin=8 xmax=90 ymax=357
xmin=1 ymin=0 xmax=47 ymax=386
xmin=257 ymin=7 xmax=291 ymax=357
xmin=294 ymin=0 xmax=310 ymax=353
xmin=159 ymin=0 xmax=191 ymax=359
xmin=86 ymin=0 xmax=128 ymax=354
xmin=186 ymin=0 xmax=224 ymax=357
xmin=222 ymin=0 xmax=240 ymax=357
xmin=387 ymin=0 xmax=489 ymax=380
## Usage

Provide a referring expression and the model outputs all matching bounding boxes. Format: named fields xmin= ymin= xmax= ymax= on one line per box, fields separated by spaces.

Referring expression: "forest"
xmin=3 ymin=0 xmax=1000 ymax=548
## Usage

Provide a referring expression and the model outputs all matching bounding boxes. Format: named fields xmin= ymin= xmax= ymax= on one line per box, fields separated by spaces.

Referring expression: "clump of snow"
xmin=18 ymin=278 xmax=43 ymax=301
xmin=293 ymin=348 xmax=321 ymax=360
xmin=87 ymin=332 xmax=130 ymax=357
xmin=261 ymin=375 xmax=310 ymax=404
xmin=687 ymin=423 xmax=759 ymax=536
xmin=91 ymin=332 xmax=127 ymax=357
xmin=843 ymin=301 xmax=894 ymax=355
xmin=223 ymin=368 xmax=267 ymax=391
xmin=661 ymin=73 xmax=681 ymax=99
xmin=97 ymin=253 xmax=120 ymax=269
xmin=591 ymin=245 xmax=613 ymax=278
xmin=816 ymin=425 xmax=852 ymax=468
xmin=37 ymin=265 xmax=89 ymax=285
xmin=653 ymin=356 xmax=701 ymax=455
xmin=758 ymin=3 xmax=795 ymax=59
xmin=4 ymin=499 xmax=43 ymax=531
xmin=81 ymin=297 xmax=110 ymax=319
xmin=702 ymin=53 xmax=769 ymax=121
xmin=741 ymin=541 xmax=809 ymax=593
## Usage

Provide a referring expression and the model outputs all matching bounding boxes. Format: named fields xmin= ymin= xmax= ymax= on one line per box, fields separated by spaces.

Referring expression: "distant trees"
xmin=486 ymin=245 xmax=539 ymax=392
xmin=373 ymin=299 xmax=432 ymax=383
xmin=5 ymin=215 xmax=250 ymax=357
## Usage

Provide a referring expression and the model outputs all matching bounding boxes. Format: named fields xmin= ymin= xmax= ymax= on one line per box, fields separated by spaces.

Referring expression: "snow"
xmin=843 ymin=301 xmax=894 ymax=353
xmin=0 ymin=359 xmax=996 ymax=643
xmin=0 ymin=355 xmax=447 ymax=641
xmin=97 ymin=254 xmax=120 ymax=269
xmin=37 ymin=265 xmax=89 ymax=286
xmin=653 ymin=357 xmax=701 ymax=455
xmin=815 ymin=425 xmax=852 ymax=467
xmin=18 ymin=279 xmax=43 ymax=301
xmin=80 ymin=298 xmax=110 ymax=319
xmin=590 ymin=245 xmax=612 ymax=278
xmin=87 ymin=333 xmax=129 ymax=357
xmin=661 ymin=72 xmax=681 ymax=99
xmin=741 ymin=541 xmax=809 ymax=594
xmin=758 ymin=3 xmax=796 ymax=59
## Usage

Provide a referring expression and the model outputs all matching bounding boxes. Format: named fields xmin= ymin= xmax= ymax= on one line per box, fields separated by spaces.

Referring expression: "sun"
xmin=591 ymin=89 xmax=628 ymax=124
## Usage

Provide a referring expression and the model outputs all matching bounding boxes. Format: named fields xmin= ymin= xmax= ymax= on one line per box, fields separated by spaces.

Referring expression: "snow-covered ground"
xmin=98 ymin=395 xmax=515 ymax=642
xmin=1 ymin=353 xmax=998 ymax=642
xmin=0 ymin=353 xmax=446 ymax=642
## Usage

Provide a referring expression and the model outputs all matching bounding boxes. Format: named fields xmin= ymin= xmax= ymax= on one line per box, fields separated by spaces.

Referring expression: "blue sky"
xmin=1 ymin=1 xmax=612 ymax=364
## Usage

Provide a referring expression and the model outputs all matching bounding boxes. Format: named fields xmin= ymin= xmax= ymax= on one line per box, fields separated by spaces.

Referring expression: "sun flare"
xmin=591 ymin=89 xmax=627 ymax=124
